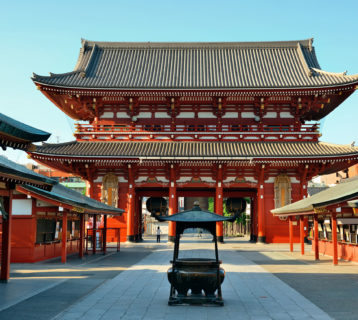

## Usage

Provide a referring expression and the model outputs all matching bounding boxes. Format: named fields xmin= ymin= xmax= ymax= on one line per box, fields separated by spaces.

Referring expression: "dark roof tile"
xmin=32 ymin=141 xmax=358 ymax=159
xmin=32 ymin=39 xmax=358 ymax=89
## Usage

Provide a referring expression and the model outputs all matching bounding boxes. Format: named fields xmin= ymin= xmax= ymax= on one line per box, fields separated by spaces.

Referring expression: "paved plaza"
xmin=0 ymin=235 xmax=357 ymax=320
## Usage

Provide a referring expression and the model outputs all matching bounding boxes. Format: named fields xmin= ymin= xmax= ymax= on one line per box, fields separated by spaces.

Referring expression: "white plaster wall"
xmin=137 ymin=112 xmax=152 ymax=118
xmin=101 ymin=112 xmax=114 ymax=119
xmin=177 ymin=112 xmax=195 ymax=118
xmin=280 ymin=112 xmax=294 ymax=118
xmin=12 ymin=199 xmax=32 ymax=215
xmin=197 ymin=112 xmax=216 ymax=118
xmin=177 ymin=176 xmax=193 ymax=183
xmin=263 ymin=112 xmax=277 ymax=118
xmin=154 ymin=112 xmax=171 ymax=118
xmin=116 ymin=112 xmax=130 ymax=118
xmin=241 ymin=112 xmax=255 ymax=118
xmin=222 ymin=112 xmax=238 ymax=118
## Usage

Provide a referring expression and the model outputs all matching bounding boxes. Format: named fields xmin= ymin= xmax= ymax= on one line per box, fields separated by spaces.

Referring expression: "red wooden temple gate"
xmin=29 ymin=39 xmax=358 ymax=243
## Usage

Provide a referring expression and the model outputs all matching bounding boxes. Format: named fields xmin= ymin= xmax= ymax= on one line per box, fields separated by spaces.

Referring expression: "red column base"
xmin=127 ymin=235 xmax=135 ymax=242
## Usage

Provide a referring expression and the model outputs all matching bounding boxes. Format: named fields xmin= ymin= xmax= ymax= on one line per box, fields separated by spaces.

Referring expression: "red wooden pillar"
xmin=61 ymin=211 xmax=68 ymax=263
xmin=300 ymin=166 xmax=309 ymax=239
xmin=331 ymin=213 xmax=338 ymax=265
xmin=79 ymin=213 xmax=85 ymax=258
xmin=289 ymin=216 xmax=294 ymax=252
xmin=300 ymin=216 xmax=305 ymax=255
xmin=314 ymin=215 xmax=319 ymax=260
xmin=134 ymin=194 xmax=140 ymax=241
xmin=215 ymin=164 xmax=224 ymax=243
xmin=0 ymin=189 xmax=13 ymax=282
xmin=103 ymin=215 xmax=107 ymax=254
xmin=127 ymin=164 xmax=135 ymax=242
xmin=92 ymin=214 xmax=97 ymax=254
xmin=257 ymin=165 xmax=266 ymax=243
xmin=168 ymin=164 xmax=177 ymax=242
xmin=250 ymin=197 xmax=255 ymax=241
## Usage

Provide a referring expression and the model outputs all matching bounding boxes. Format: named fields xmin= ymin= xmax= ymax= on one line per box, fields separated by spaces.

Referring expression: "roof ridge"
xmin=311 ymin=67 xmax=358 ymax=79
xmin=297 ymin=43 xmax=313 ymax=77
xmin=80 ymin=38 xmax=314 ymax=49
xmin=32 ymin=70 xmax=81 ymax=81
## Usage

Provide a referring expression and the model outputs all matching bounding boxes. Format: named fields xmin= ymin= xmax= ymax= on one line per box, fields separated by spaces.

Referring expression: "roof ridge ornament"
xmin=297 ymin=43 xmax=313 ymax=77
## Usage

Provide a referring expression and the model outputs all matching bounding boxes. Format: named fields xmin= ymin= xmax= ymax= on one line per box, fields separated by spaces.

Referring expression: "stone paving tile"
xmin=52 ymin=240 xmax=332 ymax=320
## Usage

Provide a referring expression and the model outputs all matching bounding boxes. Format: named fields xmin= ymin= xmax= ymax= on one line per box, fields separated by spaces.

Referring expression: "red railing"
xmin=85 ymin=228 xmax=120 ymax=254
xmin=75 ymin=123 xmax=319 ymax=134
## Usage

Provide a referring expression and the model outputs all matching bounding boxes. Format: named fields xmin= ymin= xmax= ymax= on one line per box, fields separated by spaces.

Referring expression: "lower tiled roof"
xmin=0 ymin=155 xmax=55 ymax=187
xmin=0 ymin=113 xmax=50 ymax=150
xmin=272 ymin=178 xmax=358 ymax=215
xmin=33 ymin=141 xmax=358 ymax=159
xmin=21 ymin=184 xmax=124 ymax=215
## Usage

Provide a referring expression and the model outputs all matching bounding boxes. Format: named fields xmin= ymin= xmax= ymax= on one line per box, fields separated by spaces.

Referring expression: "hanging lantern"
xmin=225 ymin=198 xmax=247 ymax=216
xmin=146 ymin=197 xmax=168 ymax=217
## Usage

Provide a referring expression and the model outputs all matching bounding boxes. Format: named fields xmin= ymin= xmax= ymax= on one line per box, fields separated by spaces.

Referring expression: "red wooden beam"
xmin=300 ymin=216 xmax=305 ymax=255
xmin=331 ymin=213 xmax=338 ymax=265
xmin=92 ymin=214 xmax=97 ymax=254
xmin=314 ymin=215 xmax=319 ymax=260
xmin=126 ymin=164 xmax=135 ymax=242
xmin=257 ymin=165 xmax=265 ymax=243
xmin=215 ymin=164 xmax=224 ymax=243
xmin=168 ymin=164 xmax=177 ymax=242
xmin=103 ymin=215 xmax=107 ymax=254
xmin=79 ymin=213 xmax=85 ymax=259
xmin=289 ymin=216 xmax=294 ymax=253
xmin=61 ymin=211 xmax=67 ymax=263
xmin=0 ymin=190 xmax=13 ymax=282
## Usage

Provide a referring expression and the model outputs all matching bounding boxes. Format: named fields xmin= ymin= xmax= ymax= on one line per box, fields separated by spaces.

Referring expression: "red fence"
xmin=76 ymin=123 xmax=319 ymax=134
xmin=85 ymin=228 xmax=120 ymax=254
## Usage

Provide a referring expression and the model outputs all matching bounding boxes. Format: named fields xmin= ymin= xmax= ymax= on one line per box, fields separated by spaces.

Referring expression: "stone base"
xmin=257 ymin=236 xmax=266 ymax=243
xmin=127 ymin=235 xmax=135 ymax=242
xmin=217 ymin=236 xmax=224 ymax=243
xmin=168 ymin=235 xmax=175 ymax=242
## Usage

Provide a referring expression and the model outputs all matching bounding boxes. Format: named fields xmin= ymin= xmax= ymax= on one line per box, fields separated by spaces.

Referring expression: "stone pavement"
xmin=52 ymin=236 xmax=331 ymax=320
xmin=1 ymin=235 xmax=358 ymax=319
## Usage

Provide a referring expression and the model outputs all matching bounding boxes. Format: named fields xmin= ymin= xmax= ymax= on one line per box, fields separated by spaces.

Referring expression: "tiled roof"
xmin=32 ymin=39 xmax=358 ymax=90
xmin=21 ymin=183 xmax=124 ymax=215
xmin=157 ymin=204 xmax=236 ymax=222
xmin=0 ymin=113 xmax=50 ymax=150
xmin=272 ymin=178 xmax=358 ymax=215
xmin=0 ymin=155 xmax=55 ymax=187
xmin=32 ymin=141 xmax=358 ymax=159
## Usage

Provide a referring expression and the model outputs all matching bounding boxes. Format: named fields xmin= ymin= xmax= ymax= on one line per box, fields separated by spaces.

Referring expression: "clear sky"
xmin=1 ymin=0 xmax=358 ymax=163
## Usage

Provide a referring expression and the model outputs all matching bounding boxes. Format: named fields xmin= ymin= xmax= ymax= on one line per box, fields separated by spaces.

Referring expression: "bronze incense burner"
xmin=155 ymin=200 xmax=245 ymax=306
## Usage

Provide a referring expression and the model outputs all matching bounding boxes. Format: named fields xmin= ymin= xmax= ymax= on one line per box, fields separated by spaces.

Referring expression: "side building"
xmin=29 ymin=39 xmax=358 ymax=243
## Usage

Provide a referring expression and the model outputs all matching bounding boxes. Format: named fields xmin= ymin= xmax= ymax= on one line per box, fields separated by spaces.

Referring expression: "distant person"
xmin=156 ymin=226 xmax=161 ymax=243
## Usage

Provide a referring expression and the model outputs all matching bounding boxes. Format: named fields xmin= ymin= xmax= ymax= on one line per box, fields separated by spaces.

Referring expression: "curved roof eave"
xmin=32 ymin=80 xmax=358 ymax=92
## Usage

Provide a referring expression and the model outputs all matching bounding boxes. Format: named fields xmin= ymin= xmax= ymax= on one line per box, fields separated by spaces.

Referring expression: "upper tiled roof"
xmin=0 ymin=113 xmax=50 ymax=150
xmin=32 ymin=39 xmax=358 ymax=90
xmin=32 ymin=141 xmax=358 ymax=159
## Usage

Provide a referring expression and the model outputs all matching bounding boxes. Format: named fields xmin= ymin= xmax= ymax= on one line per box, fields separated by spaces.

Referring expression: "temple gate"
xmin=29 ymin=39 xmax=358 ymax=243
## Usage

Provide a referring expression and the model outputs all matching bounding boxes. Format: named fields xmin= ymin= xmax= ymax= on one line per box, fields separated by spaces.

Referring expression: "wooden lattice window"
xmin=101 ymin=173 xmax=118 ymax=207
xmin=274 ymin=174 xmax=292 ymax=209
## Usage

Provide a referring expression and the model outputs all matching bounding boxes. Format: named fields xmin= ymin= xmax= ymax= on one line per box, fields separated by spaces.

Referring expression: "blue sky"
xmin=1 ymin=0 xmax=358 ymax=163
